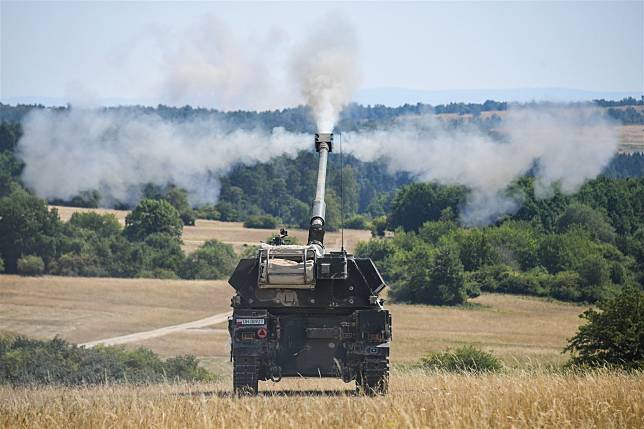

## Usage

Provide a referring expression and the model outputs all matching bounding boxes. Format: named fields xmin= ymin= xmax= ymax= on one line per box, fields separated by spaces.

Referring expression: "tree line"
xmin=356 ymin=176 xmax=644 ymax=305
xmin=2 ymin=96 xmax=643 ymax=127
xmin=0 ymin=185 xmax=237 ymax=279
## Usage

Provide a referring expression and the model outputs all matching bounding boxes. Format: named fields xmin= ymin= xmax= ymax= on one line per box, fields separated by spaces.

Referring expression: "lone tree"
xmin=124 ymin=199 xmax=183 ymax=242
xmin=564 ymin=286 xmax=643 ymax=369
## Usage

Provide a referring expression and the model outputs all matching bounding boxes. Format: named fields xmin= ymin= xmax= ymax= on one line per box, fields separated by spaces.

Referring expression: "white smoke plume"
xmin=15 ymin=16 xmax=617 ymax=222
xmin=18 ymin=105 xmax=618 ymax=223
xmin=18 ymin=108 xmax=307 ymax=206
xmin=344 ymin=107 xmax=619 ymax=225
xmin=291 ymin=17 xmax=361 ymax=132
xmin=150 ymin=16 xmax=297 ymax=110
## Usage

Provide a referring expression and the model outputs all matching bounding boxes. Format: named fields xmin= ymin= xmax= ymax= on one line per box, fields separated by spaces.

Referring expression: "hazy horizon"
xmin=1 ymin=1 xmax=642 ymax=109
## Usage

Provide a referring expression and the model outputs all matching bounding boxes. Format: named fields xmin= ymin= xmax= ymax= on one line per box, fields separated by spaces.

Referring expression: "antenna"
xmin=340 ymin=132 xmax=345 ymax=252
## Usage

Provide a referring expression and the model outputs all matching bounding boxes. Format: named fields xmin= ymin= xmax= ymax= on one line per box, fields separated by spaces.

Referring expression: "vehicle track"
xmin=80 ymin=311 xmax=232 ymax=347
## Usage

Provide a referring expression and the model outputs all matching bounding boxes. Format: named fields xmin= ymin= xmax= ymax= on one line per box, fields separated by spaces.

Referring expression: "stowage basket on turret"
xmin=227 ymin=132 xmax=391 ymax=395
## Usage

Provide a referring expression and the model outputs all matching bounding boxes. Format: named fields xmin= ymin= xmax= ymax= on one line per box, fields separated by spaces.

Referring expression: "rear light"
xmin=257 ymin=327 xmax=268 ymax=339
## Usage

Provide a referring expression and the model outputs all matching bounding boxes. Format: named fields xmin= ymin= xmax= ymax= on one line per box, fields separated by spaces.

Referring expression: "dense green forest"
xmin=0 ymin=100 xmax=643 ymax=306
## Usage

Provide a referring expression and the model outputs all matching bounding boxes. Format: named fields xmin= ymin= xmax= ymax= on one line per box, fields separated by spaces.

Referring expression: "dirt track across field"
xmin=80 ymin=310 xmax=232 ymax=347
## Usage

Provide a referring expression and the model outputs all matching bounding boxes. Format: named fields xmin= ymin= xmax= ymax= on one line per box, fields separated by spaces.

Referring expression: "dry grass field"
xmin=0 ymin=275 xmax=232 ymax=344
xmin=1 ymin=372 xmax=642 ymax=428
xmin=1 ymin=274 xmax=642 ymax=427
xmin=0 ymin=275 xmax=582 ymax=369
xmin=51 ymin=206 xmax=371 ymax=254
xmin=620 ymin=124 xmax=644 ymax=153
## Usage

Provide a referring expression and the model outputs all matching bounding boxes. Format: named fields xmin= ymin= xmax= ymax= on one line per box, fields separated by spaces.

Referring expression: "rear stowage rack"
xmin=258 ymin=244 xmax=320 ymax=289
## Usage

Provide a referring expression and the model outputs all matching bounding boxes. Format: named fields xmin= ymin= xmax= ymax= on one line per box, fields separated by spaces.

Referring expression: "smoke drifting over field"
xmin=291 ymin=18 xmax=360 ymax=133
xmin=18 ymin=105 xmax=618 ymax=224
xmin=15 ymin=16 xmax=619 ymax=224
xmin=19 ymin=109 xmax=307 ymax=206
xmin=344 ymin=107 xmax=619 ymax=224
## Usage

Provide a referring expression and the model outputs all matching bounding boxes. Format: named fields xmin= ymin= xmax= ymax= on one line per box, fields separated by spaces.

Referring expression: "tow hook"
xmin=270 ymin=366 xmax=282 ymax=382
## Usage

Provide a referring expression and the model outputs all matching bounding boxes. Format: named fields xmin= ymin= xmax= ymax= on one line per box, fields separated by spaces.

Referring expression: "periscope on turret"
xmin=227 ymin=132 xmax=392 ymax=395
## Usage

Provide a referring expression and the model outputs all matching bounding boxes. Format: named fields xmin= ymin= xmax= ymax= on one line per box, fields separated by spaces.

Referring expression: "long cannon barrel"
xmin=308 ymin=132 xmax=333 ymax=245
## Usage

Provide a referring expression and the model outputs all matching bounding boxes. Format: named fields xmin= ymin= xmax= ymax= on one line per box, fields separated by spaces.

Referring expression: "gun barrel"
xmin=311 ymin=141 xmax=329 ymax=221
xmin=308 ymin=133 xmax=333 ymax=245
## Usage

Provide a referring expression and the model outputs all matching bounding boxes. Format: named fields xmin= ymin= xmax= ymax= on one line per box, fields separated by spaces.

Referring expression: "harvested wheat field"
xmin=1 ymin=371 xmax=642 ymax=429
xmin=50 ymin=205 xmax=370 ymax=254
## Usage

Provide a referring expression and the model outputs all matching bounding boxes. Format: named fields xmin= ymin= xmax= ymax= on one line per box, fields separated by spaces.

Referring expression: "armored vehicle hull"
xmin=228 ymin=254 xmax=391 ymax=394
xmin=227 ymin=133 xmax=391 ymax=394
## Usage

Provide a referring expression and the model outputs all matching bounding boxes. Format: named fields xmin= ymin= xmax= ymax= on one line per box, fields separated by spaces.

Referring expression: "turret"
xmin=307 ymin=132 xmax=333 ymax=246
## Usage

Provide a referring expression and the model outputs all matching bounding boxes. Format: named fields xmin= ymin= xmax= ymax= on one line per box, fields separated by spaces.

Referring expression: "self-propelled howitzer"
xmin=227 ymin=132 xmax=391 ymax=395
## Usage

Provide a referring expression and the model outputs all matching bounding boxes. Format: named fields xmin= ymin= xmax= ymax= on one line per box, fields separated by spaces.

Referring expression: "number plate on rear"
xmin=237 ymin=318 xmax=265 ymax=325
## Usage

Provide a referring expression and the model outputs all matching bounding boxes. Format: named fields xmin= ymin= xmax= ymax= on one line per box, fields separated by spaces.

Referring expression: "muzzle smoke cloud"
xmin=344 ymin=107 xmax=619 ymax=225
xmin=291 ymin=18 xmax=360 ymax=133
xmin=155 ymin=16 xmax=296 ymax=111
xmin=18 ymin=109 xmax=307 ymax=206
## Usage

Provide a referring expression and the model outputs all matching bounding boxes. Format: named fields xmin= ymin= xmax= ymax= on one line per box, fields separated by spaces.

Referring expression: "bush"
xmin=0 ymin=335 xmax=216 ymax=385
xmin=485 ymin=220 xmax=538 ymax=270
xmin=193 ymin=204 xmax=220 ymax=220
xmin=124 ymin=199 xmax=183 ymax=242
xmin=180 ymin=211 xmax=196 ymax=226
xmin=495 ymin=269 xmax=548 ymax=297
xmin=136 ymin=268 xmax=178 ymax=279
xmin=457 ymin=229 xmax=499 ymax=271
xmin=546 ymin=271 xmax=583 ymax=302
xmin=556 ymin=203 xmax=616 ymax=243
xmin=53 ymin=252 xmax=103 ymax=277
xmin=0 ymin=185 xmax=61 ymax=273
xmin=390 ymin=245 xmax=468 ymax=306
xmin=16 ymin=255 xmax=45 ymax=276
xmin=371 ymin=216 xmax=387 ymax=237
xmin=69 ymin=212 xmax=121 ymax=238
xmin=181 ymin=240 xmax=237 ymax=280
xmin=354 ymin=238 xmax=397 ymax=281
xmin=344 ymin=214 xmax=371 ymax=230
xmin=420 ymin=345 xmax=503 ymax=373
xmin=243 ymin=214 xmax=280 ymax=229
xmin=564 ymin=286 xmax=644 ymax=369
xmin=0 ymin=257 xmax=4 ymax=273
xmin=537 ymin=234 xmax=576 ymax=274
xmin=388 ymin=182 xmax=467 ymax=232
xmin=143 ymin=233 xmax=185 ymax=274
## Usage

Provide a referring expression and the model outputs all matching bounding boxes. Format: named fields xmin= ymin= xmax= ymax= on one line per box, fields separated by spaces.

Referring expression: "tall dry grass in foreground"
xmin=1 ymin=371 xmax=641 ymax=429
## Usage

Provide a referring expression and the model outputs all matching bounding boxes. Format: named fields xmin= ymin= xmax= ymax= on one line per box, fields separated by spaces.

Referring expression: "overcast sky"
xmin=1 ymin=1 xmax=642 ymax=108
